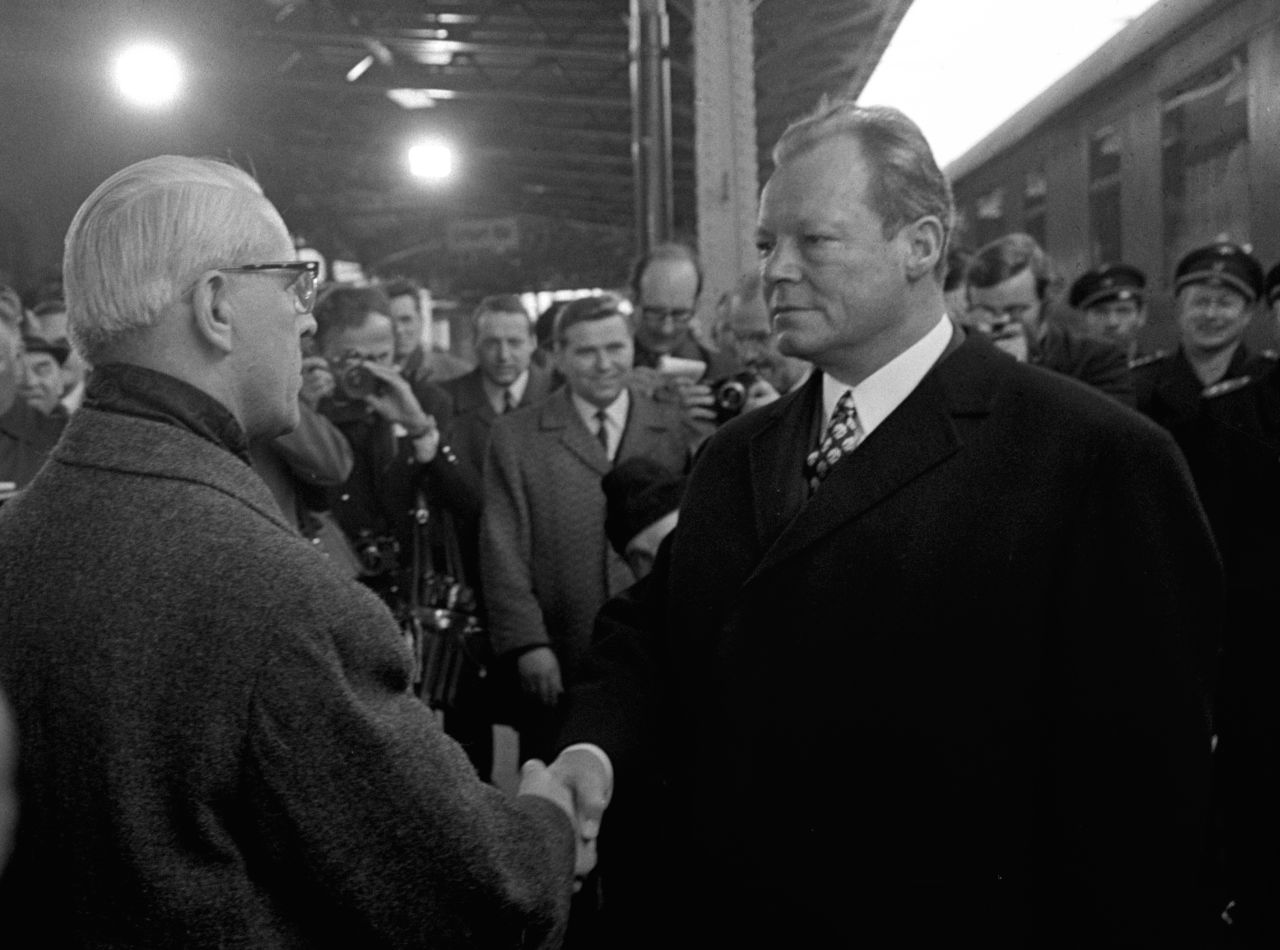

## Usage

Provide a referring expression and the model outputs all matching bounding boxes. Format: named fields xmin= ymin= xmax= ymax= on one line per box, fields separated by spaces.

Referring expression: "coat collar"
xmin=51 ymin=407 xmax=294 ymax=535
xmin=452 ymin=365 xmax=552 ymax=418
xmin=744 ymin=326 xmax=991 ymax=585
xmin=537 ymin=384 xmax=672 ymax=476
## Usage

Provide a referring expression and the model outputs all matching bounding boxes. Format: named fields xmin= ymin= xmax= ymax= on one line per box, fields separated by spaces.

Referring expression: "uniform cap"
xmin=1174 ymin=242 xmax=1264 ymax=302
xmin=1068 ymin=263 xmax=1146 ymax=310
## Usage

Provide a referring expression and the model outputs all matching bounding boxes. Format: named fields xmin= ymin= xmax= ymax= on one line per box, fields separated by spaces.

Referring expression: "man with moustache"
xmin=0 ymin=156 xmax=577 ymax=946
xmin=536 ymin=101 xmax=1218 ymax=946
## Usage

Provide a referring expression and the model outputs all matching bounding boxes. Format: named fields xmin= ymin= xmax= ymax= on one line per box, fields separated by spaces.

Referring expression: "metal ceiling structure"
xmin=0 ymin=0 xmax=911 ymax=291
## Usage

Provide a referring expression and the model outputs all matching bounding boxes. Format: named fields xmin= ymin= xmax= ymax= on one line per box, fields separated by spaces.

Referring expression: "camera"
xmin=710 ymin=371 xmax=759 ymax=424
xmin=333 ymin=356 xmax=385 ymax=401
xmin=353 ymin=530 xmax=400 ymax=576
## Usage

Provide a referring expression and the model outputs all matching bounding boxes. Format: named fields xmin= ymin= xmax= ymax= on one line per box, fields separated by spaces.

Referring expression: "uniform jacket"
xmin=562 ymin=330 xmax=1218 ymax=947
xmin=0 ymin=399 xmax=573 ymax=947
xmin=1133 ymin=343 xmax=1271 ymax=432
xmin=480 ymin=386 xmax=692 ymax=681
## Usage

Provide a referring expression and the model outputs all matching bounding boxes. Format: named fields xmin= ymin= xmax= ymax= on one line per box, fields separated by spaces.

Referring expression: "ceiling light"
xmin=408 ymin=140 xmax=454 ymax=181
xmin=113 ymin=43 xmax=183 ymax=109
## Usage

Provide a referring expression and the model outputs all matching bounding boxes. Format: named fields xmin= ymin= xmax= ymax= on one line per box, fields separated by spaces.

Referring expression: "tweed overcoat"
xmin=479 ymin=386 xmax=691 ymax=681
xmin=562 ymin=330 xmax=1220 ymax=947
xmin=0 ymin=405 xmax=574 ymax=947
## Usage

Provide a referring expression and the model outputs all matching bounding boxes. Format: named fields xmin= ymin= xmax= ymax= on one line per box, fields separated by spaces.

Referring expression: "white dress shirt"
xmin=820 ymin=314 xmax=953 ymax=439
xmin=570 ymin=388 xmax=630 ymax=461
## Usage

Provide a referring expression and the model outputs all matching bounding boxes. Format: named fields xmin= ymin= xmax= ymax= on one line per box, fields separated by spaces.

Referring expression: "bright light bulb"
xmin=408 ymin=141 xmax=453 ymax=181
xmin=113 ymin=43 xmax=183 ymax=109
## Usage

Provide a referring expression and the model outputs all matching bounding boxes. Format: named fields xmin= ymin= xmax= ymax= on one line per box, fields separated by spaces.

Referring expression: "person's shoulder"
xmin=1128 ymin=349 xmax=1172 ymax=374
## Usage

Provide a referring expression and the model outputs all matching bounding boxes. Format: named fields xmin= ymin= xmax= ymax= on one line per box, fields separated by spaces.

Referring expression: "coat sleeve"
xmin=271 ymin=401 xmax=354 ymax=487
xmin=479 ymin=420 xmax=551 ymax=658
xmin=245 ymin=595 xmax=574 ymax=947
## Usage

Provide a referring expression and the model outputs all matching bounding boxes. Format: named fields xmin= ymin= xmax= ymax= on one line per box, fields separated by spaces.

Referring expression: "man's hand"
xmin=517 ymin=748 xmax=614 ymax=888
xmin=743 ymin=376 xmax=781 ymax=412
xmin=359 ymin=362 xmax=441 ymax=461
xmin=360 ymin=361 xmax=430 ymax=428
xmin=300 ymin=356 xmax=335 ymax=409
xmin=517 ymin=646 xmax=563 ymax=707
xmin=669 ymin=377 xmax=717 ymax=423
xmin=519 ymin=754 xmax=609 ymax=888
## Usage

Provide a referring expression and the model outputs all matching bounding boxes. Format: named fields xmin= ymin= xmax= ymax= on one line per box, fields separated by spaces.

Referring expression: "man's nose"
xmin=761 ymin=239 xmax=800 ymax=286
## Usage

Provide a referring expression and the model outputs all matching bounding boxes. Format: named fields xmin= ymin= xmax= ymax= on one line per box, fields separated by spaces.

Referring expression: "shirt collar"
xmin=570 ymin=387 xmax=629 ymax=433
xmin=821 ymin=314 xmax=952 ymax=438
xmin=482 ymin=369 xmax=530 ymax=414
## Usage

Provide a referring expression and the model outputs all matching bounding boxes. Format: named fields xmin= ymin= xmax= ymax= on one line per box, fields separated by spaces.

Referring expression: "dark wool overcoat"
xmin=563 ymin=330 xmax=1220 ymax=948
xmin=0 ymin=406 xmax=574 ymax=948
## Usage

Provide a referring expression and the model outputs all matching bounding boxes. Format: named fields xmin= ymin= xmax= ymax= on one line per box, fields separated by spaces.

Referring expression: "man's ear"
xmin=902 ymin=216 xmax=945 ymax=282
xmin=190 ymin=271 xmax=234 ymax=354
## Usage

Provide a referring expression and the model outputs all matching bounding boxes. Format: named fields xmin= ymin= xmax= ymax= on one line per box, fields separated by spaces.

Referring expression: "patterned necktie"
xmin=595 ymin=408 xmax=610 ymax=456
xmin=502 ymin=387 xmax=515 ymax=413
xmin=805 ymin=390 xmax=860 ymax=493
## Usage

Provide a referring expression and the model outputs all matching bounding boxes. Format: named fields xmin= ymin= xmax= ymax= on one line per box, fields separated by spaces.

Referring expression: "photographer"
xmin=310 ymin=284 xmax=474 ymax=607
xmin=713 ymin=269 xmax=812 ymax=416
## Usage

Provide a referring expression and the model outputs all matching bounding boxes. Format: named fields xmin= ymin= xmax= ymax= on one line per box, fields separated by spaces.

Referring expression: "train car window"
xmin=1089 ymin=127 xmax=1124 ymax=264
xmin=1161 ymin=51 xmax=1250 ymax=273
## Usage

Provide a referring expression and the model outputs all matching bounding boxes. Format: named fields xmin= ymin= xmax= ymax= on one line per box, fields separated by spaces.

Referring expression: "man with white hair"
xmin=0 ymin=156 xmax=578 ymax=947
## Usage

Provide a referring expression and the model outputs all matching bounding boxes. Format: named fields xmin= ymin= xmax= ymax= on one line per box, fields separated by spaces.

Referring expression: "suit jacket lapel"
xmin=745 ymin=328 xmax=986 ymax=587
xmin=616 ymin=387 xmax=673 ymax=462
xmin=746 ymin=376 xmax=819 ymax=547
xmin=542 ymin=388 xmax=610 ymax=476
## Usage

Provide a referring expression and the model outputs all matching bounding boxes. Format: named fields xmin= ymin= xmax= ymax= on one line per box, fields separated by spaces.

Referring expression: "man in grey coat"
xmin=0 ymin=155 xmax=579 ymax=947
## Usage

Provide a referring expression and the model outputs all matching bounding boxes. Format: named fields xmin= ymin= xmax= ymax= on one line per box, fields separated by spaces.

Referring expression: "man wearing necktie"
xmin=479 ymin=293 xmax=695 ymax=764
xmin=538 ymin=100 xmax=1220 ymax=947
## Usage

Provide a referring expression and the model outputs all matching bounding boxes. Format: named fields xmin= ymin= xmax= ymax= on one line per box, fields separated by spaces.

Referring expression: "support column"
xmin=694 ymin=0 xmax=758 ymax=327
xmin=630 ymin=0 xmax=674 ymax=257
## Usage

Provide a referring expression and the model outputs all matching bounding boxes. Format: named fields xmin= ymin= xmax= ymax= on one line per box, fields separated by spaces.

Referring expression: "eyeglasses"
xmin=640 ymin=305 xmax=695 ymax=327
xmin=220 ymin=261 xmax=320 ymax=314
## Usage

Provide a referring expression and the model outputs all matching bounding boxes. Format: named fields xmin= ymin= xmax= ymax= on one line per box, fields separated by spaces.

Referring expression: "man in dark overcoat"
xmin=0 ymin=155 xmax=578 ymax=947
xmin=539 ymin=101 xmax=1220 ymax=947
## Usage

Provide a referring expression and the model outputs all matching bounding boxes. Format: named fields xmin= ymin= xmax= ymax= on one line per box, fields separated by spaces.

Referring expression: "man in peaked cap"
xmin=1177 ymin=256 xmax=1280 ymax=942
xmin=1133 ymin=241 xmax=1274 ymax=433
xmin=1070 ymin=262 xmax=1148 ymax=364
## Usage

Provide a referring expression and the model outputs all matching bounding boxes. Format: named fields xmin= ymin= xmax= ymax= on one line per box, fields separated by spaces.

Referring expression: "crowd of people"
xmin=0 ymin=93 xmax=1277 ymax=947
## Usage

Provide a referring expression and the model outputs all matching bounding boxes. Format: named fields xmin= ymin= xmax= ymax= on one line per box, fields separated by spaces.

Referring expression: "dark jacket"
xmin=0 ymin=398 xmax=65 ymax=491
xmin=1033 ymin=321 xmax=1134 ymax=406
xmin=563 ymin=330 xmax=1218 ymax=947
xmin=1133 ymin=344 xmax=1271 ymax=433
xmin=0 ymin=402 xmax=573 ymax=947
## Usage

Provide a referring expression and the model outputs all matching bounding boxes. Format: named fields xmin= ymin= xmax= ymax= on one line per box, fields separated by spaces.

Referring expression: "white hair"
xmin=63 ymin=156 xmax=284 ymax=362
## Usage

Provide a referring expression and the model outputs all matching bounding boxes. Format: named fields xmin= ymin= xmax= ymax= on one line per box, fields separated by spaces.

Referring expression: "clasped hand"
xmin=517 ymin=748 xmax=613 ymax=890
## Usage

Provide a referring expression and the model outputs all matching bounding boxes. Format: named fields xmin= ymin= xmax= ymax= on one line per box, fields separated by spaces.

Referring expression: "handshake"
xmin=517 ymin=746 xmax=613 ymax=889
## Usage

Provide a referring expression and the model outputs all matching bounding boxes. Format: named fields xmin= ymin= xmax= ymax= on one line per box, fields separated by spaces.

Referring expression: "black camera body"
xmin=710 ymin=371 xmax=759 ymax=424
xmin=353 ymin=530 xmax=400 ymax=577
xmin=333 ymin=357 xmax=385 ymax=401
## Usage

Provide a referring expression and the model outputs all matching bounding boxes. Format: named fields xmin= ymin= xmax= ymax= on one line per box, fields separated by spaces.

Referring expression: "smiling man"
xmin=479 ymin=293 xmax=693 ymax=765
xmin=538 ymin=100 xmax=1219 ymax=946
xmin=1134 ymin=242 xmax=1273 ymax=432
xmin=0 ymin=156 xmax=576 ymax=946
